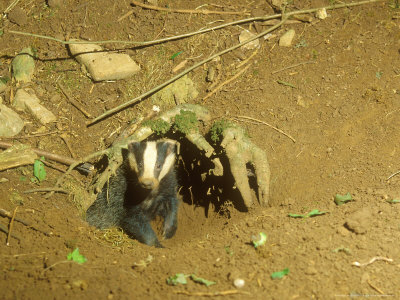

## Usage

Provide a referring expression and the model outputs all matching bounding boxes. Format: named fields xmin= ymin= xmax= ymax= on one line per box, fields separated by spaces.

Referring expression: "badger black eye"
xmin=156 ymin=163 xmax=161 ymax=170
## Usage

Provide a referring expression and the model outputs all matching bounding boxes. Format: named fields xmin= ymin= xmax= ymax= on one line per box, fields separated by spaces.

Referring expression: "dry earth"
xmin=1 ymin=0 xmax=400 ymax=299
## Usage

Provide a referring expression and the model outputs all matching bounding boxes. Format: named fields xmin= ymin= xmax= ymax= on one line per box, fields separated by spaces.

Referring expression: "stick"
xmin=58 ymin=83 xmax=92 ymax=118
xmin=0 ymin=141 xmax=94 ymax=174
xmin=6 ymin=206 xmax=18 ymax=246
xmin=174 ymin=290 xmax=251 ymax=296
xmin=87 ymin=16 xmax=289 ymax=125
xmin=271 ymin=60 xmax=316 ymax=74
xmin=203 ymin=64 xmax=251 ymax=102
xmin=24 ymin=188 xmax=69 ymax=194
xmin=352 ymin=256 xmax=393 ymax=267
xmin=0 ymin=208 xmax=52 ymax=237
xmin=131 ymin=0 xmax=249 ymax=15
xmin=7 ymin=0 xmax=382 ymax=48
xmin=0 ymin=223 xmax=20 ymax=241
xmin=235 ymin=115 xmax=296 ymax=143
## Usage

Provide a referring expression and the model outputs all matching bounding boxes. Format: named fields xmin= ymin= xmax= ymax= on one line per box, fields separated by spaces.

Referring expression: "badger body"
xmin=86 ymin=140 xmax=179 ymax=248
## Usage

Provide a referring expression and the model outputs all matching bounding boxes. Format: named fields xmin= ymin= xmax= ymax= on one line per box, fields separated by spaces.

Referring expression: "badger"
xmin=86 ymin=140 xmax=179 ymax=248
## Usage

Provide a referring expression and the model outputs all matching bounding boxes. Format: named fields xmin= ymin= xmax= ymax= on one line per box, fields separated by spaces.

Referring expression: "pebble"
xmin=233 ymin=278 xmax=245 ymax=288
xmin=279 ymin=29 xmax=296 ymax=47
xmin=0 ymin=103 xmax=25 ymax=137
xmin=68 ymin=42 xmax=140 ymax=81
xmin=239 ymin=30 xmax=259 ymax=50
xmin=13 ymin=89 xmax=57 ymax=125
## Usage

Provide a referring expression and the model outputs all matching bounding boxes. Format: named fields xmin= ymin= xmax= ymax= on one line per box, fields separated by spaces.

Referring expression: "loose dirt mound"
xmin=1 ymin=1 xmax=400 ymax=299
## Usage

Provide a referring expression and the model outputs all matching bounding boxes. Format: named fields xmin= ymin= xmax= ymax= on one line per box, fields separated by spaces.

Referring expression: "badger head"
xmin=127 ymin=140 xmax=177 ymax=190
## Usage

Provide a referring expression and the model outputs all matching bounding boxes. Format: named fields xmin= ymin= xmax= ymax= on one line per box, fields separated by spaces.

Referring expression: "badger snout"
xmin=139 ymin=178 xmax=158 ymax=189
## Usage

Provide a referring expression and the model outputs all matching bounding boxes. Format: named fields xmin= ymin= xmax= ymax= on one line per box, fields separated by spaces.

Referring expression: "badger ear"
xmin=127 ymin=142 xmax=141 ymax=173
xmin=163 ymin=139 xmax=178 ymax=155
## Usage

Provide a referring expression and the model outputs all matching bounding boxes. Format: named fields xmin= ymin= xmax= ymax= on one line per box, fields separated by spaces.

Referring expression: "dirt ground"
xmin=1 ymin=0 xmax=400 ymax=299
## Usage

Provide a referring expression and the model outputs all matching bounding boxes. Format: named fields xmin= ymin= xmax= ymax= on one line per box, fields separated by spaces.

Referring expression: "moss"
xmin=173 ymin=110 xmax=198 ymax=134
xmin=143 ymin=118 xmax=171 ymax=135
xmin=210 ymin=119 xmax=232 ymax=143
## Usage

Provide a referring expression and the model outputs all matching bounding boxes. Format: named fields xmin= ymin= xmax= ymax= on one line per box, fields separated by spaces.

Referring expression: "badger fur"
xmin=86 ymin=140 xmax=179 ymax=248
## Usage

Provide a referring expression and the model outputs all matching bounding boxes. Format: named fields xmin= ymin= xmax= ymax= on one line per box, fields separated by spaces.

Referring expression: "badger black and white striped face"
xmin=127 ymin=140 xmax=176 ymax=190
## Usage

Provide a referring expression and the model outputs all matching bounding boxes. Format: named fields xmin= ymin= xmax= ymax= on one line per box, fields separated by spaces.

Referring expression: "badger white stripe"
xmin=142 ymin=142 xmax=157 ymax=179
xmin=158 ymin=152 xmax=175 ymax=181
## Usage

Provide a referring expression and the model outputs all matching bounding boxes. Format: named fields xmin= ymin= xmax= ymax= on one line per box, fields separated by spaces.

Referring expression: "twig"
xmin=234 ymin=115 xmax=296 ymax=143
xmin=174 ymin=290 xmax=251 ymax=296
xmin=203 ymin=64 xmax=251 ymax=102
xmin=352 ymin=256 xmax=394 ymax=267
xmin=0 ymin=223 xmax=20 ymax=241
xmin=87 ymin=16 xmax=289 ymax=125
xmin=0 ymin=141 xmax=94 ymax=174
xmin=271 ymin=60 xmax=316 ymax=74
xmin=277 ymin=80 xmax=297 ymax=88
xmin=0 ymin=131 xmax=60 ymax=139
xmin=3 ymin=0 xmax=21 ymax=15
xmin=6 ymin=206 xmax=18 ymax=246
xmin=386 ymin=170 xmax=400 ymax=181
xmin=131 ymin=0 xmax=249 ymax=15
xmin=367 ymin=279 xmax=385 ymax=295
xmin=7 ymin=0 xmax=382 ymax=48
xmin=58 ymin=83 xmax=92 ymax=118
xmin=237 ymin=48 xmax=259 ymax=69
xmin=24 ymin=188 xmax=69 ymax=194
xmin=42 ymin=260 xmax=74 ymax=274
xmin=0 ymin=208 xmax=52 ymax=237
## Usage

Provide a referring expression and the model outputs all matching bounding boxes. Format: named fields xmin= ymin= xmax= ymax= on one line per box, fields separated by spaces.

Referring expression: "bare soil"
xmin=1 ymin=0 xmax=400 ymax=299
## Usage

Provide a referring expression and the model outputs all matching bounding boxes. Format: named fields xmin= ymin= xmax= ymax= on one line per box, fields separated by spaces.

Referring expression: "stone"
xmin=12 ymin=47 xmax=35 ymax=83
xmin=279 ymin=29 xmax=296 ymax=47
xmin=13 ymin=89 xmax=57 ymax=125
xmin=0 ymin=103 xmax=25 ymax=137
xmin=8 ymin=7 xmax=27 ymax=26
xmin=68 ymin=42 xmax=140 ymax=81
xmin=344 ymin=207 xmax=372 ymax=234
xmin=239 ymin=30 xmax=259 ymax=50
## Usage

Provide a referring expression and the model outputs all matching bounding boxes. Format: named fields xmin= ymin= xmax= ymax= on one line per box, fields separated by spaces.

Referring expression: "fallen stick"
xmin=0 ymin=141 xmax=94 ymax=174
xmin=6 ymin=206 xmax=18 ymax=246
xmin=203 ymin=64 xmax=251 ymax=102
xmin=352 ymin=256 xmax=393 ymax=267
xmin=131 ymin=0 xmax=250 ymax=15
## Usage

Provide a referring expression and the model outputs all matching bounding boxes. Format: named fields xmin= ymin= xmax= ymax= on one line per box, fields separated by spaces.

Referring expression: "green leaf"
xmin=252 ymin=232 xmax=267 ymax=248
xmin=271 ymin=268 xmax=289 ymax=279
xmin=190 ymin=274 xmax=216 ymax=287
xmin=167 ymin=273 xmax=188 ymax=286
xmin=33 ymin=157 xmax=46 ymax=182
xmin=277 ymin=80 xmax=297 ymax=88
xmin=67 ymin=248 xmax=87 ymax=264
xmin=334 ymin=192 xmax=352 ymax=205
xmin=170 ymin=51 xmax=183 ymax=60
xmin=376 ymin=71 xmax=383 ymax=79
xmin=387 ymin=199 xmax=400 ymax=204
xmin=288 ymin=209 xmax=327 ymax=218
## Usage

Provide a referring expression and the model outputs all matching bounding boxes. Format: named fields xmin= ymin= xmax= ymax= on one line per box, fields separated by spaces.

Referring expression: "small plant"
xmin=33 ymin=157 xmax=46 ymax=182
xmin=334 ymin=193 xmax=352 ymax=205
xmin=173 ymin=110 xmax=198 ymax=134
xmin=288 ymin=209 xmax=327 ymax=218
xmin=295 ymin=39 xmax=307 ymax=48
xmin=67 ymin=248 xmax=87 ymax=264
xmin=166 ymin=274 xmax=216 ymax=286
xmin=143 ymin=118 xmax=171 ymax=135
xmin=271 ymin=268 xmax=289 ymax=279
xmin=209 ymin=119 xmax=231 ymax=143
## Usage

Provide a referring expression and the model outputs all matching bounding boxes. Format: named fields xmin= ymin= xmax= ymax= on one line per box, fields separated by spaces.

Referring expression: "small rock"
xmin=304 ymin=266 xmax=317 ymax=275
xmin=239 ymin=30 xmax=259 ymax=50
xmin=316 ymin=8 xmax=328 ymax=20
xmin=69 ymin=42 xmax=140 ymax=81
xmin=12 ymin=47 xmax=35 ymax=83
xmin=279 ymin=29 xmax=296 ymax=47
xmin=233 ymin=278 xmax=245 ymax=288
xmin=8 ymin=7 xmax=28 ymax=26
xmin=0 ymin=103 xmax=25 ymax=137
xmin=146 ymin=0 xmax=158 ymax=4
xmin=0 ymin=178 xmax=9 ymax=183
xmin=72 ymin=279 xmax=88 ymax=290
xmin=344 ymin=207 xmax=372 ymax=234
xmin=13 ymin=89 xmax=57 ymax=125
